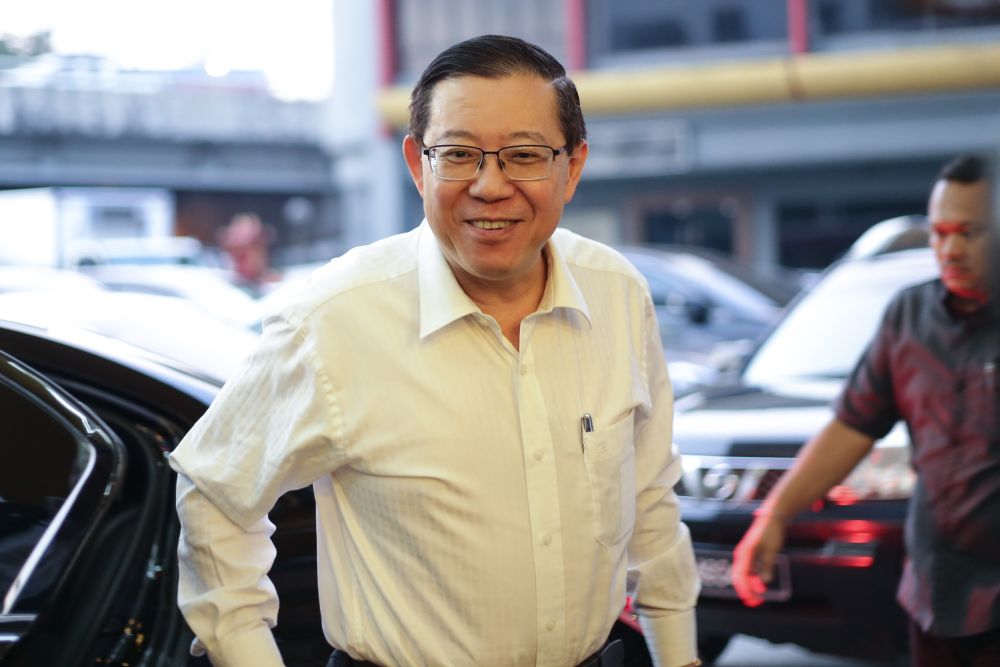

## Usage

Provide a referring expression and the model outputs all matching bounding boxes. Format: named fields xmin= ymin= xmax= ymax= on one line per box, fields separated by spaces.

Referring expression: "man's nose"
xmin=940 ymin=233 xmax=966 ymax=256
xmin=468 ymin=154 xmax=513 ymax=199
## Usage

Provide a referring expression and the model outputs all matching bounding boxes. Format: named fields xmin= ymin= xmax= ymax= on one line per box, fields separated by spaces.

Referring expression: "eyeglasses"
xmin=422 ymin=144 xmax=566 ymax=181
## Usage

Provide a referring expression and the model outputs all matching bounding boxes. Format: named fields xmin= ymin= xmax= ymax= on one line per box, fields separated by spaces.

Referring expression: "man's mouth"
xmin=942 ymin=266 xmax=969 ymax=280
xmin=469 ymin=219 xmax=515 ymax=230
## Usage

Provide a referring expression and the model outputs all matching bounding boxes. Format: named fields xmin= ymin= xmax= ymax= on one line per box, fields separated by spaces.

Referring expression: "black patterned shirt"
xmin=835 ymin=279 xmax=1000 ymax=637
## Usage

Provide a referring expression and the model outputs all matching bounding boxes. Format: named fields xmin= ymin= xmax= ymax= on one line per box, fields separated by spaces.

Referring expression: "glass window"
xmin=594 ymin=0 xmax=788 ymax=57
xmin=0 ymin=358 xmax=117 ymax=617
xmin=644 ymin=206 xmax=734 ymax=255
xmin=0 ymin=382 xmax=90 ymax=609
xmin=777 ymin=197 xmax=927 ymax=269
xmin=713 ymin=7 xmax=748 ymax=42
xmin=743 ymin=251 xmax=937 ymax=385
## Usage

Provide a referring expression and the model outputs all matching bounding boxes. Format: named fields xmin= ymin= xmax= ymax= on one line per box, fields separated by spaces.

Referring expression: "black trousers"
xmin=327 ymin=639 xmax=624 ymax=667
xmin=910 ymin=621 xmax=1000 ymax=667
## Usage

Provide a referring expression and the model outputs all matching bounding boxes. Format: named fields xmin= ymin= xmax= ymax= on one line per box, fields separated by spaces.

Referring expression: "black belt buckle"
xmin=599 ymin=639 xmax=624 ymax=667
xmin=581 ymin=639 xmax=624 ymax=667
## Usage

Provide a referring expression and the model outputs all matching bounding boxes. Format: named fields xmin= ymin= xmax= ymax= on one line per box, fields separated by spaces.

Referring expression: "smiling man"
xmin=733 ymin=155 xmax=1000 ymax=667
xmin=170 ymin=35 xmax=700 ymax=667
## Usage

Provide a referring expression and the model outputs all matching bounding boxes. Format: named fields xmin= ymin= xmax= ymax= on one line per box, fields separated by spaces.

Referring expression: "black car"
xmin=671 ymin=247 xmax=937 ymax=664
xmin=0 ymin=319 xmax=333 ymax=666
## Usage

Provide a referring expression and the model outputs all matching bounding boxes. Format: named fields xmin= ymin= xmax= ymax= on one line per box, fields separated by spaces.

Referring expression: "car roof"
xmin=0 ymin=289 xmax=257 ymax=385
xmin=0 ymin=318 xmax=219 ymax=421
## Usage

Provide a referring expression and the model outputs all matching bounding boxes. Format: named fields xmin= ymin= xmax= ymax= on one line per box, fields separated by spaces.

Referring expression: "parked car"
xmin=0 ymin=265 xmax=106 ymax=294
xmin=67 ymin=236 xmax=212 ymax=268
xmin=618 ymin=246 xmax=797 ymax=366
xmin=79 ymin=263 xmax=262 ymax=330
xmin=0 ymin=315 xmax=337 ymax=666
xmin=0 ymin=288 xmax=258 ymax=384
xmin=617 ymin=245 xmax=799 ymax=397
xmin=669 ymin=246 xmax=937 ymax=664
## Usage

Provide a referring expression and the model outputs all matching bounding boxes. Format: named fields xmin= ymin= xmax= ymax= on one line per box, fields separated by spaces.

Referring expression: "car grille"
xmin=675 ymin=455 xmax=794 ymax=502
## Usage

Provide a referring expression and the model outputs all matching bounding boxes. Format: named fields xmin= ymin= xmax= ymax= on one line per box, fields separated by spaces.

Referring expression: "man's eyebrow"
xmin=933 ymin=218 xmax=981 ymax=226
xmin=431 ymin=130 xmax=552 ymax=145
xmin=932 ymin=220 xmax=986 ymax=231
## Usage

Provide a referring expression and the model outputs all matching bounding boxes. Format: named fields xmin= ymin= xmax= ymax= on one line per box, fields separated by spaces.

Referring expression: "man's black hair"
xmin=408 ymin=34 xmax=586 ymax=152
xmin=938 ymin=155 xmax=986 ymax=183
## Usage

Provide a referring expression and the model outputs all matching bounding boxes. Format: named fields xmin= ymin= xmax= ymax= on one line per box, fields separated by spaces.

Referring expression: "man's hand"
xmin=731 ymin=511 xmax=787 ymax=608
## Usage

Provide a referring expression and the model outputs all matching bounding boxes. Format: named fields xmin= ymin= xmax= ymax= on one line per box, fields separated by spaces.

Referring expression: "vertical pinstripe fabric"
xmin=170 ymin=221 xmax=699 ymax=667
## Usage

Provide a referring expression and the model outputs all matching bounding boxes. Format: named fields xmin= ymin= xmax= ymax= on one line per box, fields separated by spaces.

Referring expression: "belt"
xmin=327 ymin=639 xmax=625 ymax=667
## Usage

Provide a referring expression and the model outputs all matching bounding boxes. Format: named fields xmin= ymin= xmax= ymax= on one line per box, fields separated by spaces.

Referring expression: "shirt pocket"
xmin=582 ymin=411 xmax=636 ymax=548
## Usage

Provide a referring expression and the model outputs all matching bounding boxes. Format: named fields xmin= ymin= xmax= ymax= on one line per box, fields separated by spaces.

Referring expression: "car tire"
xmin=698 ymin=634 xmax=732 ymax=665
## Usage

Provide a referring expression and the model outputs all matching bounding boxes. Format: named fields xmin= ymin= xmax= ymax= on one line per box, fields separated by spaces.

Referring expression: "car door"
xmin=0 ymin=349 xmax=125 ymax=663
xmin=0 ymin=343 xmax=208 ymax=667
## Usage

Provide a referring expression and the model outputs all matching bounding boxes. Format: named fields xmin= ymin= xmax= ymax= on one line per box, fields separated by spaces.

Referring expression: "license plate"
xmin=696 ymin=549 xmax=791 ymax=601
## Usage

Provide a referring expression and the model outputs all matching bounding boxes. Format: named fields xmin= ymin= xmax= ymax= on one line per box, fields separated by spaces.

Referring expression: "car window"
xmin=0 ymin=354 xmax=120 ymax=617
xmin=743 ymin=252 xmax=937 ymax=385
xmin=623 ymin=248 xmax=782 ymax=321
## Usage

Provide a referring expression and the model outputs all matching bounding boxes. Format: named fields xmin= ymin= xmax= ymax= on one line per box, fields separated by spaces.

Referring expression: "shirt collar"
xmin=538 ymin=232 xmax=592 ymax=326
xmin=937 ymin=278 xmax=994 ymax=321
xmin=417 ymin=221 xmax=593 ymax=339
xmin=418 ymin=221 xmax=480 ymax=339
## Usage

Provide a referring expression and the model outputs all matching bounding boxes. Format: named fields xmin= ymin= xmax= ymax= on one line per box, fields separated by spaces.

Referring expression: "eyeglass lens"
xmin=429 ymin=145 xmax=556 ymax=181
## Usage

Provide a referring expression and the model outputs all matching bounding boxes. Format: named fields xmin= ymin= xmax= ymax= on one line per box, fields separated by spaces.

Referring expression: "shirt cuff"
xmin=194 ymin=625 xmax=285 ymax=667
xmin=638 ymin=607 xmax=698 ymax=667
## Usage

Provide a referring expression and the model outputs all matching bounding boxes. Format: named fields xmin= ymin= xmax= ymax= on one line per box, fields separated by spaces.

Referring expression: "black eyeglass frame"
xmin=421 ymin=144 xmax=568 ymax=181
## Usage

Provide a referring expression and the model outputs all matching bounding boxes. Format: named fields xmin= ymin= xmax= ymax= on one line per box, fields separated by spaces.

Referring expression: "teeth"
xmin=470 ymin=220 xmax=513 ymax=230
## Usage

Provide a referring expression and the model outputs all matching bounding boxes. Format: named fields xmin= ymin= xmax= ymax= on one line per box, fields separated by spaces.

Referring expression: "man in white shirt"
xmin=170 ymin=34 xmax=701 ymax=667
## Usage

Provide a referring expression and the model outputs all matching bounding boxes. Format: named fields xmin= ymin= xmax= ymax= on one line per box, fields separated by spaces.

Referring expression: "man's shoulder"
xmin=551 ymin=228 xmax=645 ymax=286
xmin=884 ymin=278 xmax=941 ymax=317
xmin=275 ymin=229 xmax=420 ymax=323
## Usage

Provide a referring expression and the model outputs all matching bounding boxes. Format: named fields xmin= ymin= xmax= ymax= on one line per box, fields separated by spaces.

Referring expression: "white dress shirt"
xmin=170 ymin=222 xmax=700 ymax=667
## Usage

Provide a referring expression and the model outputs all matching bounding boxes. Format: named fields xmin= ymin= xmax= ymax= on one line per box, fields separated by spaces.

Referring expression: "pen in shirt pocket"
xmin=986 ymin=360 xmax=997 ymax=392
xmin=580 ymin=412 xmax=594 ymax=451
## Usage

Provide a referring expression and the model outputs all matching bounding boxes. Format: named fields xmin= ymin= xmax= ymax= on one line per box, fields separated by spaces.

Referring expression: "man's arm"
xmin=175 ymin=474 xmax=284 ymax=667
xmin=731 ymin=418 xmax=876 ymax=607
xmin=170 ymin=315 xmax=341 ymax=666
xmin=630 ymin=296 xmax=701 ymax=667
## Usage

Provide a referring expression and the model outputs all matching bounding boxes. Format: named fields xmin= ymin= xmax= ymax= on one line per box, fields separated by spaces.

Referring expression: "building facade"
xmin=348 ymin=0 xmax=1000 ymax=274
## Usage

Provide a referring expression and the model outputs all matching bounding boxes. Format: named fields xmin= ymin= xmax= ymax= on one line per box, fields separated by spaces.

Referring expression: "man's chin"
xmin=944 ymin=282 xmax=989 ymax=303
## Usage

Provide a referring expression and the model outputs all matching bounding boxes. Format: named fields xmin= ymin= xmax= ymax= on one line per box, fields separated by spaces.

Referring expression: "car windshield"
xmin=621 ymin=247 xmax=787 ymax=320
xmin=743 ymin=250 xmax=937 ymax=385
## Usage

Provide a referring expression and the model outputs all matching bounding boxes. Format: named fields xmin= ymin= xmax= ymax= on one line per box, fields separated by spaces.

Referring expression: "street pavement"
xmin=715 ymin=635 xmax=904 ymax=666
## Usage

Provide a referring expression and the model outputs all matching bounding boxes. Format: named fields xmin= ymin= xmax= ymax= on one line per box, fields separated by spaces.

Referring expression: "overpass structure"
xmin=0 ymin=58 xmax=339 ymax=264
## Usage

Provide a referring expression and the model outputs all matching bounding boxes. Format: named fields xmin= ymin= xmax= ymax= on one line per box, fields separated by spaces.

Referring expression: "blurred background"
xmin=2 ymin=3 xmax=999 ymax=665
xmin=4 ymin=0 xmax=1000 ymax=378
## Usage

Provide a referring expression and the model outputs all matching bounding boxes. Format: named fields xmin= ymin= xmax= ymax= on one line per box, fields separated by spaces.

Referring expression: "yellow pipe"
xmin=375 ymin=42 xmax=1000 ymax=129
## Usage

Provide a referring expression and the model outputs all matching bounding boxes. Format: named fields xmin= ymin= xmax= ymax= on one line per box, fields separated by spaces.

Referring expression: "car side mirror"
xmin=708 ymin=339 xmax=753 ymax=374
xmin=684 ymin=300 xmax=711 ymax=325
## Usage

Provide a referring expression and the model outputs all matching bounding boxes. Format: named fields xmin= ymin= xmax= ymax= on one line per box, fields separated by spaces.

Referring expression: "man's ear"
xmin=563 ymin=141 xmax=589 ymax=203
xmin=402 ymin=135 xmax=426 ymax=197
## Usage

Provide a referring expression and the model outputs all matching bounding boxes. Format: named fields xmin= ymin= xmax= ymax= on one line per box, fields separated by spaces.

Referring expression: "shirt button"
xmin=542 ymin=534 xmax=552 ymax=546
xmin=533 ymin=449 xmax=544 ymax=461
xmin=546 ymin=620 xmax=556 ymax=631
xmin=520 ymin=364 xmax=530 ymax=376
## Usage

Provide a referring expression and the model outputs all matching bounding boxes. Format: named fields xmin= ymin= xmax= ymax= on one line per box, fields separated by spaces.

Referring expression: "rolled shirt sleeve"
xmin=175 ymin=474 xmax=284 ymax=666
xmin=170 ymin=315 xmax=342 ymax=665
